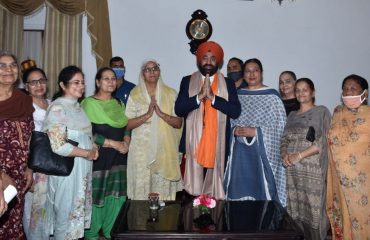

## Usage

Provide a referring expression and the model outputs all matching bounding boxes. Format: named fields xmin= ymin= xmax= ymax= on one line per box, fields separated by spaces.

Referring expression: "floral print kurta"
xmin=327 ymin=104 xmax=370 ymax=240
xmin=0 ymin=116 xmax=33 ymax=239
xmin=42 ymin=97 xmax=93 ymax=240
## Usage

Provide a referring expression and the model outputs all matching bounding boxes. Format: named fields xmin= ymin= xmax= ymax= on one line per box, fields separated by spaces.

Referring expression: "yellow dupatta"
xmin=129 ymin=59 xmax=181 ymax=181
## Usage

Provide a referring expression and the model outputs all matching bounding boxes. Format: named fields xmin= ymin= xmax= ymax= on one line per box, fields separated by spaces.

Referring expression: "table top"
xmin=112 ymin=199 xmax=303 ymax=239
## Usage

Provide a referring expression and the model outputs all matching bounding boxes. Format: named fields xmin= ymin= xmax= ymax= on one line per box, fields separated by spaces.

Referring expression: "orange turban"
xmin=196 ymin=41 xmax=224 ymax=64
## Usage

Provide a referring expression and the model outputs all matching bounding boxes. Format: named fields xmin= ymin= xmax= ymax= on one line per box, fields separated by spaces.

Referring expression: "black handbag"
xmin=28 ymin=131 xmax=78 ymax=176
xmin=306 ymin=126 xmax=316 ymax=142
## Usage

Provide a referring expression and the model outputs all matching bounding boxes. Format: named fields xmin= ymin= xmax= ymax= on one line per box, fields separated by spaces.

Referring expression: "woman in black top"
xmin=279 ymin=71 xmax=299 ymax=116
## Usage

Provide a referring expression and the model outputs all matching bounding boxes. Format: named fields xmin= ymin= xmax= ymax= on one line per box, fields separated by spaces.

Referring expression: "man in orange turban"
xmin=196 ymin=41 xmax=224 ymax=65
xmin=175 ymin=41 xmax=241 ymax=200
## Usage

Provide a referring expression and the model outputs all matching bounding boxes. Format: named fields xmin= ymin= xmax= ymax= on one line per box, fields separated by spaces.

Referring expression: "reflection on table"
xmin=112 ymin=199 xmax=303 ymax=239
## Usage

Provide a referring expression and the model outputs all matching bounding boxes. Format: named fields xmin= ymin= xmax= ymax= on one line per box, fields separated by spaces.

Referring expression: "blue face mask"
xmin=113 ymin=67 xmax=125 ymax=79
xmin=227 ymin=71 xmax=243 ymax=82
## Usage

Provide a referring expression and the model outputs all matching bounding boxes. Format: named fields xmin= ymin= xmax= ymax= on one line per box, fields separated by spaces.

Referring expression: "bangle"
xmin=95 ymin=134 xmax=105 ymax=146
xmin=85 ymin=150 xmax=90 ymax=158
xmin=298 ymin=152 xmax=303 ymax=160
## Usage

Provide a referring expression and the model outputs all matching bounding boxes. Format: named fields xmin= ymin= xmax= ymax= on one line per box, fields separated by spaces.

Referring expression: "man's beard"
xmin=198 ymin=63 xmax=218 ymax=76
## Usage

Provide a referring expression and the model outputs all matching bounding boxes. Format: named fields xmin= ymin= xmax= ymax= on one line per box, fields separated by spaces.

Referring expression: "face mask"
xmin=342 ymin=90 xmax=367 ymax=109
xmin=227 ymin=71 xmax=243 ymax=82
xmin=112 ymin=67 xmax=125 ymax=79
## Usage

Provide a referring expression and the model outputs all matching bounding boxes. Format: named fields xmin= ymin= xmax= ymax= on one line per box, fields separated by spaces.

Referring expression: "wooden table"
xmin=112 ymin=199 xmax=303 ymax=239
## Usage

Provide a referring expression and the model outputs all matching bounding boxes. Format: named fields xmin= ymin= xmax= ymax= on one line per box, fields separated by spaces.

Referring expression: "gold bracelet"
xmin=298 ymin=152 xmax=303 ymax=160
xmin=85 ymin=150 xmax=90 ymax=158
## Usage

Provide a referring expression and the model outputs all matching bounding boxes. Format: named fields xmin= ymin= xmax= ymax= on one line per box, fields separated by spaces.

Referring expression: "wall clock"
xmin=186 ymin=10 xmax=213 ymax=54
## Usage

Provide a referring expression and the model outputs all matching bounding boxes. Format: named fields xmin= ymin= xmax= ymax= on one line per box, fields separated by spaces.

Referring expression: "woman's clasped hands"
xmin=282 ymin=152 xmax=302 ymax=167
xmin=86 ymin=145 xmax=99 ymax=161
xmin=147 ymin=96 xmax=166 ymax=120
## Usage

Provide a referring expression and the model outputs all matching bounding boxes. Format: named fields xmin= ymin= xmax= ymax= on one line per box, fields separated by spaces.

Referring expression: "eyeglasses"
xmin=27 ymin=78 xmax=47 ymax=86
xmin=143 ymin=66 xmax=160 ymax=73
xmin=0 ymin=62 xmax=18 ymax=70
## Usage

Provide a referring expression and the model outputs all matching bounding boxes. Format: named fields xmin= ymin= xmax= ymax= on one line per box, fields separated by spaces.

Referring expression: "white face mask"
xmin=342 ymin=90 xmax=367 ymax=109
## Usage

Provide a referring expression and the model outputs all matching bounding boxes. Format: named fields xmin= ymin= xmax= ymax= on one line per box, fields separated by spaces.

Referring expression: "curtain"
xmin=23 ymin=30 xmax=43 ymax=68
xmin=0 ymin=6 xmax=24 ymax=61
xmin=0 ymin=0 xmax=43 ymax=15
xmin=0 ymin=0 xmax=82 ymax=16
xmin=43 ymin=4 xmax=82 ymax=97
xmin=85 ymin=0 xmax=112 ymax=68
xmin=47 ymin=0 xmax=84 ymax=15
xmin=0 ymin=0 xmax=111 ymax=68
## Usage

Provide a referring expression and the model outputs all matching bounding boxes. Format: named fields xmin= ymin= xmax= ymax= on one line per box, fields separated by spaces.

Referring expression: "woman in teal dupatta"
xmin=81 ymin=67 xmax=129 ymax=240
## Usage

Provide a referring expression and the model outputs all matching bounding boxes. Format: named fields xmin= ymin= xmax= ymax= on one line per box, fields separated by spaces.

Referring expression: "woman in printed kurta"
xmin=327 ymin=74 xmax=370 ymax=239
xmin=42 ymin=66 xmax=98 ymax=240
xmin=21 ymin=67 xmax=51 ymax=240
xmin=281 ymin=78 xmax=330 ymax=240
xmin=82 ymin=67 xmax=129 ymax=239
xmin=126 ymin=59 xmax=183 ymax=200
xmin=224 ymin=58 xmax=287 ymax=206
xmin=0 ymin=51 xmax=34 ymax=239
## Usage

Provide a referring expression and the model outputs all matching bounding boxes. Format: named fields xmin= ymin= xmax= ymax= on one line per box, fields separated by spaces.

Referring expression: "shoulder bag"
xmin=28 ymin=131 xmax=78 ymax=176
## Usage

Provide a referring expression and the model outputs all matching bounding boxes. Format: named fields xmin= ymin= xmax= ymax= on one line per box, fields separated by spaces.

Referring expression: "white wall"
xmin=106 ymin=0 xmax=370 ymax=112
xmin=25 ymin=0 xmax=370 ymax=112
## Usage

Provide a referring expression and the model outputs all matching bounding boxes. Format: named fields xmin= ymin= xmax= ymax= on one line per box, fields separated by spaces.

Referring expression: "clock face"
xmin=189 ymin=19 xmax=210 ymax=40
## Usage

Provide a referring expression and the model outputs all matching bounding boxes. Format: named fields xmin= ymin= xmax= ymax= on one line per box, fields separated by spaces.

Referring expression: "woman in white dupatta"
xmin=126 ymin=59 xmax=183 ymax=200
